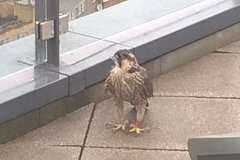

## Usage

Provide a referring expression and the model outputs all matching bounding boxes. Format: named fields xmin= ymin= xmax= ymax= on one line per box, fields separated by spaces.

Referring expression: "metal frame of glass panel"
xmin=35 ymin=0 xmax=59 ymax=66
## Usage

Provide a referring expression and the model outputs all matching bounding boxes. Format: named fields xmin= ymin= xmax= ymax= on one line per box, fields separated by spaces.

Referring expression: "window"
xmin=30 ymin=28 xmax=35 ymax=34
xmin=15 ymin=0 xmax=30 ymax=5
xmin=75 ymin=6 xmax=80 ymax=17
xmin=71 ymin=12 xmax=75 ymax=21
xmin=0 ymin=38 xmax=10 ymax=45
xmin=75 ymin=1 xmax=87 ymax=17
xmin=16 ymin=32 xmax=27 ymax=39
xmin=81 ymin=2 xmax=86 ymax=13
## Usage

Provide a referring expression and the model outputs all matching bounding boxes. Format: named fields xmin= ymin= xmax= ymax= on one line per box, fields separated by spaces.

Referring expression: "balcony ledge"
xmin=1 ymin=0 xmax=240 ymax=143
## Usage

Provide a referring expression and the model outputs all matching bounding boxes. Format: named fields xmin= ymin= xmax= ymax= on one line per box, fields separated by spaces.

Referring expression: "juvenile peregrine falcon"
xmin=105 ymin=49 xmax=153 ymax=134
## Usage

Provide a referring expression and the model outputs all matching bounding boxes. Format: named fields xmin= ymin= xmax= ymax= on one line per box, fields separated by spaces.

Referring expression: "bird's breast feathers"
xmin=107 ymin=68 xmax=144 ymax=92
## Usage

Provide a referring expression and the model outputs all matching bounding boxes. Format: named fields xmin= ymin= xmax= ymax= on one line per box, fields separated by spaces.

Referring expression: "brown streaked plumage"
xmin=105 ymin=49 xmax=153 ymax=134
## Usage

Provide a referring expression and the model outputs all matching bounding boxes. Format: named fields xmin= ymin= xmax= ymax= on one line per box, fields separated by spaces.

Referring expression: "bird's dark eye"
xmin=115 ymin=54 xmax=122 ymax=59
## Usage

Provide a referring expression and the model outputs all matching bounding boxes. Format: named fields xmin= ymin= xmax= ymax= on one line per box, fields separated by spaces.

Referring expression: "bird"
xmin=104 ymin=49 xmax=153 ymax=134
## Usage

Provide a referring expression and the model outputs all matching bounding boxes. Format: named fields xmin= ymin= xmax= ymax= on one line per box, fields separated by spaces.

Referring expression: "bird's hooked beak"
xmin=110 ymin=55 xmax=116 ymax=61
xmin=110 ymin=55 xmax=120 ymax=66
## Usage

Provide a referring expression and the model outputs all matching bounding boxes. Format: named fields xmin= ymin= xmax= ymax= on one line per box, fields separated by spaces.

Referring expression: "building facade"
xmin=0 ymin=0 xmax=126 ymax=45
xmin=0 ymin=0 xmax=34 ymax=45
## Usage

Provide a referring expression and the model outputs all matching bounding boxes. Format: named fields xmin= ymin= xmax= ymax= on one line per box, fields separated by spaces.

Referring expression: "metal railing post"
xmin=35 ymin=0 xmax=46 ymax=65
xmin=35 ymin=0 xmax=59 ymax=66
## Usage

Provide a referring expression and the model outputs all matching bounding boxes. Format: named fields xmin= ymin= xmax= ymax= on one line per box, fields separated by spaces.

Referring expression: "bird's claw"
xmin=106 ymin=120 xmax=129 ymax=133
xmin=129 ymin=124 xmax=150 ymax=134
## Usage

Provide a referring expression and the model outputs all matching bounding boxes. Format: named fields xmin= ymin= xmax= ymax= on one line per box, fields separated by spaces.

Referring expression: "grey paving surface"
xmin=81 ymin=148 xmax=190 ymax=160
xmin=10 ymin=103 xmax=93 ymax=146
xmin=1 ymin=41 xmax=240 ymax=159
xmin=0 ymin=104 xmax=93 ymax=160
xmin=86 ymin=97 xmax=240 ymax=151
xmin=154 ymin=53 xmax=240 ymax=97
xmin=217 ymin=39 xmax=240 ymax=53
xmin=0 ymin=145 xmax=80 ymax=160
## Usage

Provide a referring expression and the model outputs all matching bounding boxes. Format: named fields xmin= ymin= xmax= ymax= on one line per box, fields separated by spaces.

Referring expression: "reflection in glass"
xmin=59 ymin=0 xmax=128 ymax=55
xmin=0 ymin=0 xmax=35 ymax=78
xmin=68 ymin=0 xmax=206 ymax=40
xmin=59 ymin=0 xmax=126 ymax=22
xmin=0 ymin=0 xmax=35 ymax=46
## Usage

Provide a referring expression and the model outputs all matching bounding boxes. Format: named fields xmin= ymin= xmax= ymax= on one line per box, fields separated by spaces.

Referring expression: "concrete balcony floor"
xmin=1 ymin=40 xmax=240 ymax=160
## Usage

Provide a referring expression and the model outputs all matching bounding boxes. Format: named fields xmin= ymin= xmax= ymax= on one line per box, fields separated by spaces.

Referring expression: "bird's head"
xmin=111 ymin=49 xmax=139 ymax=70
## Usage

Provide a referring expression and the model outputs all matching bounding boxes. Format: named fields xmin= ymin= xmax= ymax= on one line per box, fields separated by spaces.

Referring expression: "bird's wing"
xmin=138 ymin=66 xmax=154 ymax=97
xmin=104 ymin=66 xmax=115 ymax=95
xmin=127 ymin=66 xmax=153 ymax=98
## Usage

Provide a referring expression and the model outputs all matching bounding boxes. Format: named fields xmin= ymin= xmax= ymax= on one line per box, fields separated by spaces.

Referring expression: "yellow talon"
xmin=129 ymin=123 xmax=150 ymax=134
xmin=106 ymin=120 xmax=129 ymax=133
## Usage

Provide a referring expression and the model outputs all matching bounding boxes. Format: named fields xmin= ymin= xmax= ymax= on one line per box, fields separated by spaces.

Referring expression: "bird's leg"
xmin=129 ymin=106 xmax=149 ymax=134
xmin=106 ymin=98 xmax=129 ymax=133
